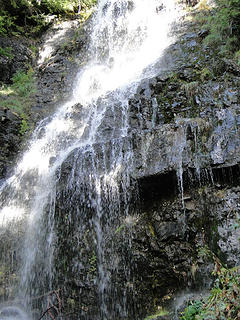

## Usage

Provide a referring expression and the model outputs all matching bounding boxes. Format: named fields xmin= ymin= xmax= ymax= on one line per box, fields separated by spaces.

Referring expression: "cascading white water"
xmin=0 ymin=0 xmax=180 ymax=318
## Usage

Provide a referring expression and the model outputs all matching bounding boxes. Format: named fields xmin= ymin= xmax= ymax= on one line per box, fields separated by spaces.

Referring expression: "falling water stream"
xmin=0 ymin=0 xmax=180 ymax=319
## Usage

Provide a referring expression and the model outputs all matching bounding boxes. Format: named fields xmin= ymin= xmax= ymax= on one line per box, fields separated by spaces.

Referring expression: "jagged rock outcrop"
xmin=0 ymin=109 xmax=22 ymax=181
xmin=34 ymin=19 xmax=90 ymax=120
xmin=0 ymin=37 xmax=33 ymax=84
xmin=53 ymin=16 xmax=240 ymax=320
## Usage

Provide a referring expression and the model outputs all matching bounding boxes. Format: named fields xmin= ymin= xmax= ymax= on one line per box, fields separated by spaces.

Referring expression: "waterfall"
xmin=0 ymin=0 xmax=180 ymax=319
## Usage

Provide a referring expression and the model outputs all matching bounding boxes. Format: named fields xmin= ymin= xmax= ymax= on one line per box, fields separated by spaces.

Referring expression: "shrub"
xmin=0 ymin=0 xmax=97 ymax=37
xmin=0 ymin=47 xmax=14 ymax=59
xmin=203 ymin=0 xmax=240 ymax=58
xmin=12 ymin=69 xmax=36 ymax=98
xmin=0 ymin=68 xmax=36 ymax=135
xmin=181 ymin=266 xmax=240 ymax=320
xmin=234 ymin=50 xmax=240 ymax=65
xmin=0 ymin=11 xmax=15 ymax=36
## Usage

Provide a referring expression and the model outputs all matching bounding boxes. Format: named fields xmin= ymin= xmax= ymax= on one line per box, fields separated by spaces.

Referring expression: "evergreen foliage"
xmin=0 ymin=0 xmax=97 ymax=37
xmin=203 ymin=0 xmax=240 ymax=62
xmin=0 ymin=47 xmax=14 ymax=59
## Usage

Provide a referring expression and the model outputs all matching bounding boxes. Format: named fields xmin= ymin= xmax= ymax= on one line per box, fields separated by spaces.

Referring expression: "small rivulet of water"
xmin=0 ymin=0 xmax=180 ymax=319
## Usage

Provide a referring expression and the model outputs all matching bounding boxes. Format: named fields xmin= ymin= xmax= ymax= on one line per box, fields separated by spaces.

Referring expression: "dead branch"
xmin=38 ymin=305 xmax=57 ymax=320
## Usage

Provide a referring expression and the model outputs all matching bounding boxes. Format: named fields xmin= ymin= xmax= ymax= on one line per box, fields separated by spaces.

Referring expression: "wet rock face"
xmin=52 ymin=17 xmax=240 ymax=320
xmin=53 ymin=140 xmax=137 ymax=319
xmin=0 ymin=37 xmax=33 ymax=84
xmin=0 ymin=109 xmax=22 ymax=180
xmin=130 ymin=78 xmax=240 ymax=178
xmin=125 ymin=19 xmax=240 ymax=315
xmin=34 ymin=19 xmax=90 ymax=121
xmin=201 ymin=185 xmax=240 ymax=267
xmin=131 ymin=169 xmax=240 ymax=314
xmin=128 ymin=24 xmax=240 ymax=177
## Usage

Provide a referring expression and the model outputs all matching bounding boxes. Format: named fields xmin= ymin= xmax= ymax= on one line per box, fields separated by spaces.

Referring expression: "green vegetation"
xmin=115 ymin=224 xmax=125 ymax=234
xmin=181 ymin=300 xmax=203 ymax=320
xmin=0 ymin=47 xmax=14 ymax=59
xmin=144 ymin=308 xmax=169 ymax=320
xmin=196 ymin=0 xmax=240 ymax=63
xmin=11 ymin=69 xmax=36 ymax=98
xmin=181 ymin=266 xmax=240 ymax=319
xmin=0 ymin=11 xmax=15 ymax=36
xmin=0 ymin=0 xmax=97 ymax=37
xmin=181 ymin=81 xmax=199 ymax=99
xmin=197 ymin=245 xmax=214 ymax=261
xmin=197 ymin=67 xmax=213 ymax=81
xmin=0 ymin=68 xmax=36 ymax=135
xmin=89 ymin=251 xmax=97 ymax=273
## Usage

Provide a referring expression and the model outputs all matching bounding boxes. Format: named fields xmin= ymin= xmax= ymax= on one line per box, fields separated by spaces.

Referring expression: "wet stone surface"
xmin=54 ymin=14 xmax=240 ymax=319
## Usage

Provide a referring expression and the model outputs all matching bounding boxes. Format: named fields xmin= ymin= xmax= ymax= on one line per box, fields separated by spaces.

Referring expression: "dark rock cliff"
xmin=0 ymin=109 xmax=22 ymax=181
xmin=52 ymin=16 xmax=240 ymax=320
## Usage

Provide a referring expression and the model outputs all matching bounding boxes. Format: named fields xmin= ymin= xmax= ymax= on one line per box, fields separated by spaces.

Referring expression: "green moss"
xmin=67 ymin=297 xmax=75 ymax=309
xmin=196 ymin=67 xmax=214 ymax=82
xmin=89 ymin=251 xmax=97 ymax=274
xmin=197 ymin=245 xmax=213 ymax=261
xmin=148 ymin=224 xmax=155 ymax=237
xmin=144 ymin=308 xmax=169 ymax=320
xmin=234 ymin=50 xmax=240 ymax=65
xmin=0 ymin=47 xmax=14 ymax=59
xmin=115 ymin=224 xmax=125 ymax=234
xmin=19 ymin=117 xmax=29 ymax=135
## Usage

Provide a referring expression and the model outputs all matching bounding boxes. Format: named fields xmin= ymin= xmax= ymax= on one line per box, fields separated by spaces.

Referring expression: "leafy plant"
xmin=234 ymin=50 xmax=240 ymax=65
xmin=19 ymin=117 xmax=29 ymax=135
xmin=181 ymin=300 xmax=203 ymax=320
xmin=181 ymin=266 xmax=240 ymax=320
xmin=198 ymin=0 xmax=211 ymax=11
xmin=0 ymin=47 xmax=14 ymax=59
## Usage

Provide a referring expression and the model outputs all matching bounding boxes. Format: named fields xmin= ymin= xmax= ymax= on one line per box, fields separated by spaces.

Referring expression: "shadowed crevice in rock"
xmin=137 ymin=164 xmax=240 ymax=211
xmin=138 ymin=171 xmax=178 ymax=210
